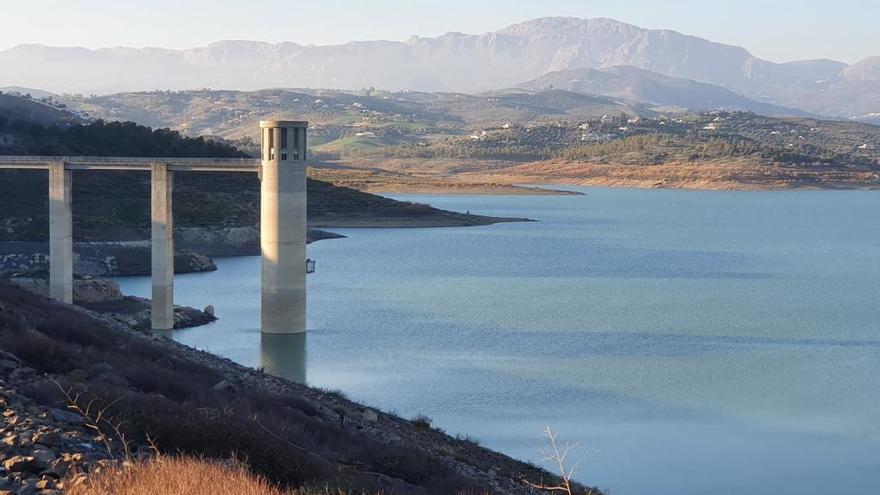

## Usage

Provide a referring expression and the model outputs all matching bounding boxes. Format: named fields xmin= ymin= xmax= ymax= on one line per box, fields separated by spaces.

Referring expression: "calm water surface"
xmin=118 ymin=188 xmax=880 ymax=495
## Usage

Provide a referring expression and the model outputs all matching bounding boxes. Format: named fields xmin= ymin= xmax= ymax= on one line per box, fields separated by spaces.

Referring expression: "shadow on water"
xmin=260 ymin=332 xmax=307 ymax=384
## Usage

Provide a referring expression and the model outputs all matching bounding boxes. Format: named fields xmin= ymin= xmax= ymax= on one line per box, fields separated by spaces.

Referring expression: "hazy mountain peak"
xmin=207 ymin=40 xmax=275 ymax=49
xmin=498 ymin=16 xmax=641 ymax=36
xmin=0 ymin=16 xmax=876 ymax=119
xmin=843 ymin=56 xmax=880 ymax=81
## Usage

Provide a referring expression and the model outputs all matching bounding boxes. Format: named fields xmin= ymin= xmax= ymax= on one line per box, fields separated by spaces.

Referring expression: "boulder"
xmin=187 ymin=253 xmax=216 ymax=272
xmin=47 ymin=409 xmax=83 ymax=426
xmin=2 ymin=456 xmax=37 ymax=473
xmin=32 ymin=448 xmax=56 ymax=468
xmin=71 ymin=278 xmax=124 ymax=303
xmin=35 ymin=479 xmax=56 ymax=491
xmin=32 ymin=431 xmax=62 ymax=448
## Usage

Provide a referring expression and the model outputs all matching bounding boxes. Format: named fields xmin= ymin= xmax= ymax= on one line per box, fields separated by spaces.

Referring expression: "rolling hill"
xmin=0 ymin=93 xmax=83 ymax=128
xmin=516 ymin=66 xmax=812 ymax=116
xmin=60 ymin=88 xmax=649 ymax=155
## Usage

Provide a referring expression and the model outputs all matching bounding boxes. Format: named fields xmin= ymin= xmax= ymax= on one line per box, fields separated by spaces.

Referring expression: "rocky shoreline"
xmin=458 ymin=159 xmax=880 ymax=191
xmin=0 ymin=242 xmax=215 ymax=279
xmin=0 ymin=226 xmax=343 ymax=333
xmin=0 ymin=228 xmax=345 ymax=279
xmin=5 ymin=276 xmax=215 ymax=332
xmin=0 ymin=282 xmax=587 ymax=494
xmin=0 ymin=350 xmax=119 ymax=495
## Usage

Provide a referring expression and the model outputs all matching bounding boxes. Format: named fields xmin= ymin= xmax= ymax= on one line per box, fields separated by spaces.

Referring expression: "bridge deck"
xmin=0 ymin=156 xmax=261 ymax=172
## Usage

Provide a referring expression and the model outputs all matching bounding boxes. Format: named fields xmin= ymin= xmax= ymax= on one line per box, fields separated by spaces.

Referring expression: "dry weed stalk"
xmin=521 ymin=427 xmax=597 ymax=495
xmin=52 ymin=379 xmax=132 ymax=460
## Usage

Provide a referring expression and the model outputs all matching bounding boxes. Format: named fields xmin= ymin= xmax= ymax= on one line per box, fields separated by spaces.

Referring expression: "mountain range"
xmin=0 ymin=17 xmax=877 ymax=122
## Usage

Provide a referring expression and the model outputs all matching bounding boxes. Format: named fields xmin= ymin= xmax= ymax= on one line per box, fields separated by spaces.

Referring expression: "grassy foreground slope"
xmin=0 ymin=281 xmax=583 ymax=494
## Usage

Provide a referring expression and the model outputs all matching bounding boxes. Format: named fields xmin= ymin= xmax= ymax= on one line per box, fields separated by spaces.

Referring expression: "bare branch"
xmin=51 ymin=378 xmax=132 ymax=461
xmin=521 ymin=427 xmax=590 ymax=495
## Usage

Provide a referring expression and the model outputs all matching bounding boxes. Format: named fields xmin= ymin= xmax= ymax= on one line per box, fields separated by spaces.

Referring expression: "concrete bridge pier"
xmin=48 ymin=161 xmax=73 ymax=304
xmin=260 ymin=120 xmax=308 ymax=334
xmin=17 ymin=120 xmax=309 ymax=334
xmin=151 ymin=163 xmax=174 ymax=331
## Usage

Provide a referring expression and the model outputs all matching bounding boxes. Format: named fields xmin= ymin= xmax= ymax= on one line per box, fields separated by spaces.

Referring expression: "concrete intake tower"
xmin=260 ymin=120 xmax=309 ymax=334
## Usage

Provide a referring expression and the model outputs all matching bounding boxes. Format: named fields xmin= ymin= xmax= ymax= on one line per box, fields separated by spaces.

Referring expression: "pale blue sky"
xmin=2 ymin=0 xmax=876 ymax=63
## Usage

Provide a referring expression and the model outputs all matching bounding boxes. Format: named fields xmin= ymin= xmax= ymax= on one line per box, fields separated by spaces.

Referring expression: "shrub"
xmin=411 ymin=414 xmax=433 ymax=430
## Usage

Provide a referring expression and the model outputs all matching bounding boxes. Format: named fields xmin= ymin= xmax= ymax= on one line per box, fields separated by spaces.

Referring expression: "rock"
xmin=41 ymin=459 xmax=68 ymax=480
xmin=17 ymin=479 xmax=36 ymax=495
xmin=203 ymin=305 xmax=215 ymax=317
xmin=0 ymin=351 xmax=20 ymax=365
xmin=362 ymin=408 xmax=379 ymax=423
xmin=2 ymin=433 xmax=18 ymax=447
xmin=72 ymin=278 xmax=124 ymax=303
xmin=32 ymin=431 xmax=62 ymax=448
xmin=2 ymin=456 xmax=37 ymax=474
xmin=47 ymin=409 xmax=83 ymax=426
xmin=0 ymin=360 xmax=18 ymax=372
xmin=187 ymin=253 xmax=216 ymax=272
xmin=32 ymin=448 xmax=56 ymax=468
xmin=34 ymin=479 xmax=55 ymax=490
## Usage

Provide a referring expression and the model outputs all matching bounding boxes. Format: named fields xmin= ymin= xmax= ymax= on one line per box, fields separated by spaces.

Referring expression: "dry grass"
xmin=66 ymin=456 xmax=301 ymax=495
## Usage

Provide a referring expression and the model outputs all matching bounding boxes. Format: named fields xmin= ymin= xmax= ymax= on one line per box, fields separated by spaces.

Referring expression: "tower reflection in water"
xmin=260 ymin=333 xmax=307 ymax=384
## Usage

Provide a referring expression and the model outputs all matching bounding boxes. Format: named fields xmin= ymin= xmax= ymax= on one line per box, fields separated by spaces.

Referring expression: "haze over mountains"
xmin=1 ymin=17 xmax=877 ymax=122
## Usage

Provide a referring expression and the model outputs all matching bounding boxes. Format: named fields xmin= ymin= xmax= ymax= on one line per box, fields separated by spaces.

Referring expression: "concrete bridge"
xmin=0 ymin=120 xmax=309 ymax=334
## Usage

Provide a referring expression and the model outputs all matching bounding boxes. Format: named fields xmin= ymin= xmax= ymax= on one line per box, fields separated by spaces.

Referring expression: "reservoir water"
xmin=117 ymin=188 xmax=880 ymax=495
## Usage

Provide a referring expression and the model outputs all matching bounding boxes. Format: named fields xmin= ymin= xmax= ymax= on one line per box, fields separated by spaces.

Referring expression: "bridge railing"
xmin=0 ymin=156 xmax=262 ymax=171
xmin=0 ymin=156 xmax=261 ymax=164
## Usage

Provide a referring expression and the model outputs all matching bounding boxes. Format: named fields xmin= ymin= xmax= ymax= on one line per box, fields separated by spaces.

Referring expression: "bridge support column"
xmin=260 ymin=120 xmax=308 ymax=334
xmin=151 ymin=163 xmax=174 ymax=331
xmin=49 ymin=161 xmax=73 ymax=303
